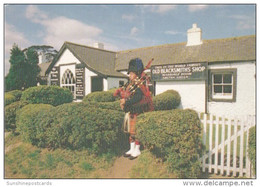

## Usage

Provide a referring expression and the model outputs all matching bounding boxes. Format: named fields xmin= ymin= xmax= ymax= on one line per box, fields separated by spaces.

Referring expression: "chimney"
xmin=93 ymin=42 xmax=104 ymax=49
xmin=186 ymin=23 xmax=203 ymax=46
xmin=38 ymin=52 xmax=43 ymax=64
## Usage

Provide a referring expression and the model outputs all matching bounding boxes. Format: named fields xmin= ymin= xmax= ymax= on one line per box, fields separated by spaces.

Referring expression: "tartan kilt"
xmin=123 ymin=112 xmax=137 ymax=135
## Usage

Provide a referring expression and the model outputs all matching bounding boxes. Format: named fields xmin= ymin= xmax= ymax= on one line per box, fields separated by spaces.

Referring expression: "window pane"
xmin=214 ymin=74 xmax=222 ymax=83
xmin=223 ymin=74 xmax=232 ymax=83
xmin=224 ymin=85 xmax=232 ymax=93
xmin=214 ymin=85 xmax=222 ymax=93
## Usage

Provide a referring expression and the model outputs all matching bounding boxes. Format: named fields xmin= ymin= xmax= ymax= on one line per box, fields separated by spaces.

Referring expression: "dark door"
xmin=91 ymin=76 xmax=103 ymax=92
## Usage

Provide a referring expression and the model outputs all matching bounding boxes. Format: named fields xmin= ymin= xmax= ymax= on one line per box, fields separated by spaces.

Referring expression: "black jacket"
xmin=124 ymin=88 xmax=143 ymax=114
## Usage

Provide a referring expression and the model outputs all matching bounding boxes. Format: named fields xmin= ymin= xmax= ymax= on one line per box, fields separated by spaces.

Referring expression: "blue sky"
xmin=4 ymin=4 xmax=256 ymax=74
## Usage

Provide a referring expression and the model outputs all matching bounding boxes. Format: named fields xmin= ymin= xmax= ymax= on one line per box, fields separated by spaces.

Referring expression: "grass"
xmin=130 ymin=150 xmax=177 ymax=178
xmin=5 ymin=133 xmax=179 ymax=179
xmin=4 ymin=134 xmax=116 ymax=178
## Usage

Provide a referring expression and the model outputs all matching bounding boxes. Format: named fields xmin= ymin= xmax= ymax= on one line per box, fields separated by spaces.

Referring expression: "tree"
xmin=5 ymin=44 xmax=41 ymax=91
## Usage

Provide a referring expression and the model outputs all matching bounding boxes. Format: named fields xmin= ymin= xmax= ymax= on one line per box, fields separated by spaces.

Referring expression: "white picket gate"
xmin=199 ymin=113 xmax=255 ymax=178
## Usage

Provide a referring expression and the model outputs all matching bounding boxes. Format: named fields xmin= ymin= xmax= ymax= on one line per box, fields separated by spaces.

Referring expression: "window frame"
xmin=61 ymin=69 xmax=76 ymax=99
xmin=208 ymin=68 xmax=237 ymax=102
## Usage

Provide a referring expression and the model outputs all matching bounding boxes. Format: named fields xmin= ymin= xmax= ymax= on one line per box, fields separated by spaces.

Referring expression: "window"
xmin=209 ymin=69 xmax=237 ymax=102
xmin=61 ymin=69 xmax=76 ymax=99
xmin=119 ymin=80 xmax=125 ymax=87
xmin=91 ymin=76 xmax=103 ymax=92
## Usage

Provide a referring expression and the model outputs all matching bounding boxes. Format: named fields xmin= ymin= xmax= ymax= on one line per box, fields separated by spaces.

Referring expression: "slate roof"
xmin=115 ymin=35 xmax=256 ymax=71
xmin=46 ymin=35 xmax=255 ymax=76
xmin=46 ymin=42 xmax=127 ymax=78
xmin=39 ymin=62 xmax=52 ymax=77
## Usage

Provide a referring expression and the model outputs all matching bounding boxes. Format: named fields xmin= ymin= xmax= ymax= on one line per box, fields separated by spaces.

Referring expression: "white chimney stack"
xmin=186 ymin=23 xmax=203 ymax=46
xmin=93 ymin=42 xmax=104 ymax=49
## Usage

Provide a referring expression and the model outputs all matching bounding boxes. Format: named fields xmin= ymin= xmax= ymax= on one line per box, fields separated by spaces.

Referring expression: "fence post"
xmin=233 ymin=117 xmax=238 ymax=177
xmin=239 ymin=118 xmax=244 ymax=177
xmin=214 ymin=116 xmax=219 ymax=174
xmin=220 ymin=116 xmax=225 ymax=175
xmin=202 ymin=113 xmax=207 ymax=172
xmin=208 ymin=114 xmax=213 ymax=173
xmin=226 ymin=118 xmax=232 ymax=176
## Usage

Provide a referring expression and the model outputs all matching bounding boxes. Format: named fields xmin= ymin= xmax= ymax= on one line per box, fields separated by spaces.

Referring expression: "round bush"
xmin=23 ymin=102 xmax=127 ymax=154
xmin=20 ymin=85 xmax=73 ymax=106
xmin=136 ymin=109 xmax=203 ymax=178
xmin=5 ymin=90 xmax=23 ymax=106
xmin=4 ymin=93 xmax=16 ymax=106
xmin=16 ymin=104 xmax=54 ymax=144
xmin=46 ymin=102 xmax=126 ymax=154
xmin=153 ymin=90 xmax=181 ymax=111
xmin=8 ymin=90 xmax=23 ymax=100
xmin=83 ymin=89 xmax=116 ymax=103
xmin=4 ymin=101 xmax=28 ymax=131
xmin=248 ymin=126 xmax=256 ymax=175
xmin=94 ymin=100 xmax=121 ymax=112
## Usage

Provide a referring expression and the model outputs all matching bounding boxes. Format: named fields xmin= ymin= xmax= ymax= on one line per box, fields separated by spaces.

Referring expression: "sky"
xmin=4 ymin=4 xmax=256 ymax=75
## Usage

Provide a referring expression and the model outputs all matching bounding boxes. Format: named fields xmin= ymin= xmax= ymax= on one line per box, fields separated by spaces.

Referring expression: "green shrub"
xmin=136 ymin=109 xmax=203 ymax=178
xmin=4 ymin=101 xmax=28 ymax=131
xmin=94 ymin=100 xmax=122 ymax=112
xmin=20 ymin=85 xmax=73 ymax=106
xmin=5 ymin=90 xmax=23 ymax=106
xmin=22 ymin=102 xmax=127 ymax=154
xmin=4 ymin=93 xmax=16 ymax=106
xmin=248 ymin=126 xmax=256 ymax=175
xmin=153 ymin=90 xmax=181 ymax=111
xmin=8 ymin=90 xmax=23 ymax=100
xmin=45 ymin=102 xmax=126 ymax=154
xmin=16 ymin=104 xmax=54 ymax=144
xmin=83 ymin=89 xmax=116 ymax=103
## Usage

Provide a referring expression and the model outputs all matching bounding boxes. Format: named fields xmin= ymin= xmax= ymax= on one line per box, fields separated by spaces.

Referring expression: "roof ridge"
xmin=117 ymin=35 xmax=255 ymax=53
xmin=64 ymin=41 xmax=116 ymax=53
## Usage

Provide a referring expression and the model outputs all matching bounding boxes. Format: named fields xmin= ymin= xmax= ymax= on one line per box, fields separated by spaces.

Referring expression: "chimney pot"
xmin=186 ymin=23 xmax=203 ymax=46
xmin=93 ymin=42 xmax=104 ymax=49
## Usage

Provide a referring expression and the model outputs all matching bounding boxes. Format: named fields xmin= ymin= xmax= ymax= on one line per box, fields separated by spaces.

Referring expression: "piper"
xmin=114 ymin=58 xmax=154 ymax=160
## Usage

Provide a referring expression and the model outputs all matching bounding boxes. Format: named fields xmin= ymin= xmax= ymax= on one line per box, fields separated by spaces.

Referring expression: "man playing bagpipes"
xmin=114 ymin=58 xmax=154 ymax=160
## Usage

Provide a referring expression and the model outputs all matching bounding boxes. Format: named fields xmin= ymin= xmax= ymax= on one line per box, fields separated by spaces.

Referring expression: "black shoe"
xmin=123 ymin=153 xmax=131 ymax=157
xmin=129 ymin=156 xmax=138 ymax=160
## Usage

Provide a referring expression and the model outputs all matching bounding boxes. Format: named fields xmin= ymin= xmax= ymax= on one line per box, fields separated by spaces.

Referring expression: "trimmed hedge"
xmin=16 ymin=104 xmax=54 ymax=143
xmin=4 ymin=101 xmax=28 ymax=131
xmin=83 ymin=89 xmax=117 ymax=103
xmin=20 ymin=85 xmax=73 ymax=106
xmin=153 ymin=90 xmax=181 ymax=111
xmin=248 ymin=126 xmax=256 ymax=175
xmin=94 ymin=100 xmax=121 ymax=112
xmin=8 ymin=90 xmax=23 ymax=100
xmin=136 ymin=109 xmax=203 ymax=178
xmin=16 ymin=102 xmax=127 ymax=154
xmin=4 ymin=94 xmax=16 ymax=107
xmin=5 ymin=90 xmax=23 ymax=106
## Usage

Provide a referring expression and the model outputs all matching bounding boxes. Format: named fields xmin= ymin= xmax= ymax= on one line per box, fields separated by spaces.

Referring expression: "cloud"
xmin=143 ymin=5 xmax=177 ymax=14
xmin=25 ymin=5 xmax=103 ymax=50
xmin=130 ymin=27 xmax=139 ymax=36
xmin=188 ymin=5 xmax=208 ymax=12
xmin=165 ymin=30 xmax=184 ymax=35
xmin=42 ymin=16 xmax=103 ymax=49
xmin=25 ymin=5 xmax=48 ymax=23
xmin=122 ymin=14 xmax=135 ymax=22
xmin=229 ymin=15 xmax=255 ymax=30
xmin=5 ymin=23 xmax=31 ymax=75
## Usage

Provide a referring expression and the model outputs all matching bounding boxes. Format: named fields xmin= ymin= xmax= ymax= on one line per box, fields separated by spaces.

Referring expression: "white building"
xmin=46 ymin=42 xmax=128 ymax=100
xmin=46 ymin=24 xmax=255 ymax=118
xmin=115 ymin=24 xmax=255 ymax=118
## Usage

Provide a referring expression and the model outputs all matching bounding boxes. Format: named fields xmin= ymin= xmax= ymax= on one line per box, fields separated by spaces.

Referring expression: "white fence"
xmin=199 ymin=113 xmax=255 ymax=178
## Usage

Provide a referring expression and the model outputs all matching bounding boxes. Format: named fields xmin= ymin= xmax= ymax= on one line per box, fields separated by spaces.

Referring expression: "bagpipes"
xmin=114 ymin=58 xmax=154 ymax=112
